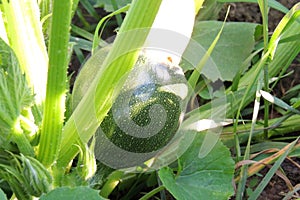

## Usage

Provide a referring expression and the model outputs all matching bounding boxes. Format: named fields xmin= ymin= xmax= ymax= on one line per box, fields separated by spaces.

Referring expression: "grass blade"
xmin=248 ymin=139 xmax=298 ymax=200
xmin=71 ymin=24 xmax=94 ymax=41
xmin=92 ymin=4 xmax=130 ymax=54
xmin=236 ymin=75 xmax=263 ymax=200
xmin=283 ymin=184 xmax=300 ymax=200
xmin=111 ymin=0 xmax=124 ymax=26
xmin=260 ymin=90 xmax=300 ymax=114
xmin=268 ymin=3 xmax=300 ymax=60
xmin=80 ymin=0 xmax=100 ymax=20
xmin=257 ymin=0 xmax=270 ymax=139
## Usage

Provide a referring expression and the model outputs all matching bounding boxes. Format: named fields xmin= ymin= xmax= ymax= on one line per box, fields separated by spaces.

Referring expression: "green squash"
xmin=101 ymin=84 xmax=182 ymax=153
xmin=72 ymin=48 xmax=189 ymax=168
xmin=100 ymin=54 xmax=188 ymax=154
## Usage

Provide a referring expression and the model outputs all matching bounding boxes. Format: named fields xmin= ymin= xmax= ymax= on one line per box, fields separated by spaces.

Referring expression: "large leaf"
xmin=40 ymin=186 xmax=106 ymax=200
xmin=0 ymin=153 xmax=52 ymax=199
xmin=159 ymin=132 xmax=234 ymax=200
xmin=0 ymin=189 xmax=7 ymax=200
xmin=183 ymin=21 xmax=257 ymax=81
xmin=0 ymin=38 xmax=34 ymax=140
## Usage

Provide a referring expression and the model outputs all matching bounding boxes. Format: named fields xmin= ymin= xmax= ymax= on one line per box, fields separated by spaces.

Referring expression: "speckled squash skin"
xmin=100 ymin=54 xmax=188 ymax=153
xmin=101 ymin=84 xmax=182 ymax=153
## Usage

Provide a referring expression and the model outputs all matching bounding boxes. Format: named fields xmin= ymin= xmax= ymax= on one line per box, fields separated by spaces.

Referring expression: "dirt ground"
xmin=221 ymin=1 xmax=300 ymax=199
xmin=220 ymin=0 xmax=299 ymax=30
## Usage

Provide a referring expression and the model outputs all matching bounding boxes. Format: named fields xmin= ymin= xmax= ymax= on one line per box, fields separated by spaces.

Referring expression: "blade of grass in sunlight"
xmin=236 ymin=10 xmax=300 ymax=89
xmin=99 ymin=170 xmax=124 ymax=198
xmin=260 ymin=90 xmax=300 ymax=114
xmin=268 ymin=3 xmax=300 ymax=60
xmin=92 ymin=4 xmax=130 ymax=54
xmin=186 ymin=6 xmax=230 ymax=158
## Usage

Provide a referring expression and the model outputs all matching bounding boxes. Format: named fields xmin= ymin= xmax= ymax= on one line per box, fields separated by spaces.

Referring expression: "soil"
xmin=219 ymin=0 xmax=298 ymax=31
xmin=247 ymin=157 xmax=300 ymax=200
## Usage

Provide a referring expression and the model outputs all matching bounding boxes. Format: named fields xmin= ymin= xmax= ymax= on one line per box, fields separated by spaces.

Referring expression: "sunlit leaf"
xmin=40 ymin=186 xmax=106 ymax=200
xmin=0 ymin=38 xmax=34 ymax=139
xmin=183 ymin=21 xmax=257 ymax=81
xmin=159 ymin=132 xmax=234 ymax=200
xmin=260 ymin=90 xmax=300 ymax=114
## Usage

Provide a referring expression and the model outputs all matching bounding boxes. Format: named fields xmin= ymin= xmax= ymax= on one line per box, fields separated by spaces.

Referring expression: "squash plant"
xmin=0 ymin=0 xmax=234 ymax=199
xmin=0 ymin=0 xmax=299 ymax=199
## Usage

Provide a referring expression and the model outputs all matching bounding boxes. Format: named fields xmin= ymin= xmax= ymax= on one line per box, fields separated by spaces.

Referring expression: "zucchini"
xmin=100 ymin=54 xmax=188 ymax=154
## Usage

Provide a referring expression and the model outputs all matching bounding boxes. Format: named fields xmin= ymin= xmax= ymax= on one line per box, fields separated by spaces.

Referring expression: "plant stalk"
xmin=258 ymin=0 xmax=270 ymax=140
xmin=37 ymin=0 xmax=73 ymax=167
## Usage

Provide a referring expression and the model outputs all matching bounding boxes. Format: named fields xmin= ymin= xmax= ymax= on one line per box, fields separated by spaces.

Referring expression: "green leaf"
xmin=92 ymin=4 xmax=129 ymax=54
xmin=158 ymin=132 xmax=234 ymax=200
xmin=40 ymin=186 xmax=106 ymax=200
xmin=267 ymin=3 xmax=300 ymax=60
xmin=183 ymin=21 xmax=257 ymax=81
xmin=188 ymin=10 xmax=229 ymax=89
xmin=0 ymin=188 xmax=7 ymax=200
xmin=37 ymin=0 xmax=73 ymax=167
xmin=95 ymin=0 xmax=131 ymax=12
xmin=260 ymin=90 xmax=300 ymax=114
xmin=0 ymin=152 xmax=51 ymax=199
xmin=0 ymin=38 xmax=34 ymax=138
xmin=1 ymin=0 xmax=48 ymax=104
